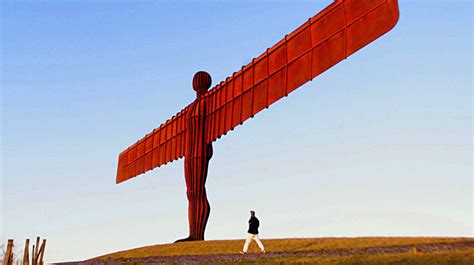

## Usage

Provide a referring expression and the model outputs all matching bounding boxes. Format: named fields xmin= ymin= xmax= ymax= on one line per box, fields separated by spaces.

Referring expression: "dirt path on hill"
xmin=58 ymin=240 xmax=474 ymax=264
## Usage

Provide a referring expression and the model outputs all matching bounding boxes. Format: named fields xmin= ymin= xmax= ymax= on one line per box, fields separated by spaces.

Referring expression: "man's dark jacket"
xmin=248 ymin=216 xmax=260 ymax=235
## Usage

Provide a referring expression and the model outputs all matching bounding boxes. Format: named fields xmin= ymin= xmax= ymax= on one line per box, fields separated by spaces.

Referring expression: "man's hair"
xmin=250 ymin=210 xmax=255 ymax=216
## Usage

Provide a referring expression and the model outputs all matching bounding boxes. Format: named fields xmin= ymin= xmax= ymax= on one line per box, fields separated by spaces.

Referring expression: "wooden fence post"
xmin=2 ymin=239 xmax=14 ymax=265
xmin=38 ymin=240 xmax=46 ymax=265
xmin=2 ymin=237 xmax=46 ymax=265
xmin=23 ymin=239 xmax=30 ymax=265
xmin=31 ymin=245 xmax=35 ymax=265
xmin=34 ymin=237 xmax=40 ymax=265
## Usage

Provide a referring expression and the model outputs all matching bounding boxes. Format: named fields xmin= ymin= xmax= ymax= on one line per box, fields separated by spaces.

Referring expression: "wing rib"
xmin=116 ymin=105 xmax=190 ymax=184
xmin=204 ymin=0 xmax=399 ymax=143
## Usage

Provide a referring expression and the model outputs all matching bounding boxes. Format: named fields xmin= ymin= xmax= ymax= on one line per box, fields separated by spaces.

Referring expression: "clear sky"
xmin=1 ymin=0 xmax=472 ymax=263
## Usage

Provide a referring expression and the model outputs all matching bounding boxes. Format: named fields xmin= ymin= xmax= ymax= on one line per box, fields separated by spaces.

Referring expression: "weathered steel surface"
xmin=116 ymin=0 xmax=399 ymax=184
xmin=115 ymin=106 xmax=188 ymax=184
xmin=204 ymin=0 xmax=399 ymax=143
xmin=175 ymin=71 xmax=214 ymax=241
xmin=115 ymin=0 xmax=399 ymax=240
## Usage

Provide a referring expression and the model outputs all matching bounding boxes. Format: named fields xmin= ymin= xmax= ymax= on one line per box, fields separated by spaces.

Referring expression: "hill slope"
xmin=66 ymin=237 xmax=474 ymax=264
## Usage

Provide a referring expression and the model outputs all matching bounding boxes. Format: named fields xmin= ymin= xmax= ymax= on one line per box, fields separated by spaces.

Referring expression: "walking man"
xmin=240 ymin=210 xmax=266 ymax=254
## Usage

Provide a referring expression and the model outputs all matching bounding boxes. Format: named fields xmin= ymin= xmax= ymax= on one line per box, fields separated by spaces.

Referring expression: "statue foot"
xmin=174 ymin=236 xmax=196 ymax=243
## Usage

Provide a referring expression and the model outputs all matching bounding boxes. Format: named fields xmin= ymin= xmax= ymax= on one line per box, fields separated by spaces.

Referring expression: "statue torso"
xmin=185 ymin=97 xmax=208 ymax=158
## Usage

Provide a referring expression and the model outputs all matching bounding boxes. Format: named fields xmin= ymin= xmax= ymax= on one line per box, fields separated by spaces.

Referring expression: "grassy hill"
xmin=85 ymin=237 xmax=473 ymax=264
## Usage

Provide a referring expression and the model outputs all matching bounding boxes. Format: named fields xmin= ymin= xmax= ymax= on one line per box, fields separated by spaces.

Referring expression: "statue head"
xmin=193 ymin=71 xmax=212 ymax=98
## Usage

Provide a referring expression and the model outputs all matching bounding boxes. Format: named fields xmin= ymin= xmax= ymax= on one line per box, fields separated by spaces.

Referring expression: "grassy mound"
xmin=92 ymin=237 xmax=473 ymax=264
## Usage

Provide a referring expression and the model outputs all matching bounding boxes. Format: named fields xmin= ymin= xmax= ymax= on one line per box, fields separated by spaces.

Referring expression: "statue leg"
xmin=175 ymin=156 xmax=211 ymax=242
xmin=188 ymin=184 xmax=210 ymax=240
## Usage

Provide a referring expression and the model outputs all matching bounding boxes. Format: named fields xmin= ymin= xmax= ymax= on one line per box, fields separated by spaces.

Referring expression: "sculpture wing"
xmin=204 ymin=0 xmax=399 ymax=143
xmin=116 ymin=105 xmax=190 ymax=184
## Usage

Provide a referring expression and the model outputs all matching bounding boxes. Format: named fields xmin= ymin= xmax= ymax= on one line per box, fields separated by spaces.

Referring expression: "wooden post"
xmin=3 ymin=239 xmax=14 ymax=265
xmin=38 ymin=240 xmax=46 ymax=265
xmin=31 ymin=245 xmax=35 ymax=265
xmin=34 ymin=237 xmax=39 ymax=263
xmin=23 ymin=239 xmax=30 ymax=265
xmin=412 ymin=245 xmax=417 ymax=254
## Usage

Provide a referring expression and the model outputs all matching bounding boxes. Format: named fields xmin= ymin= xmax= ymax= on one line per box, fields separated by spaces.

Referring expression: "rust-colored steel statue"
xmin=116 ymin=0 xmax=400 ymax=241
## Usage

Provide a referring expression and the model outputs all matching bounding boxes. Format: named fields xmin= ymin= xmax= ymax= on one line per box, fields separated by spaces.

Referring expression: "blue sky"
xmin=1 ymin=0 xmax=472 ymax=262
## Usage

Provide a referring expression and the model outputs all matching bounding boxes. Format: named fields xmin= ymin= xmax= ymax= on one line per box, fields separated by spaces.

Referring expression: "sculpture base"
xmin=174 ymin=236 xmax=203 ymax=243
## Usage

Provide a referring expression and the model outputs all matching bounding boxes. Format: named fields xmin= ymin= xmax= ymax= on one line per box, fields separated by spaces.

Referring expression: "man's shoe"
xmin=261 ymin=250 xmax=266 ymax=254
xmin=239 ymin=251 xmax=246 ymax=254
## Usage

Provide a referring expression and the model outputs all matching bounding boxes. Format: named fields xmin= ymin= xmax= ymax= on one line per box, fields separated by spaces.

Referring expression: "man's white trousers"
xmin=243 ymin=233 xmax=265 ymax=252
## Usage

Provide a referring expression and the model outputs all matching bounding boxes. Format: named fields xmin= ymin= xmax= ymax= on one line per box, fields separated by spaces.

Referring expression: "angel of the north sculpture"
xmin=116 ymin=0 xmax=399 ymax=242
